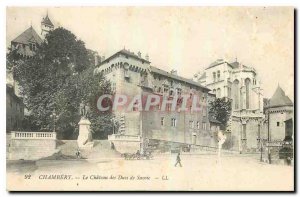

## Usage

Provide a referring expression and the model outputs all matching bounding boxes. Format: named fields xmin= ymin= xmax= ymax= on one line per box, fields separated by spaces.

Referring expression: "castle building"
xmin=197 ymin=59 xmax=264 ymax=152
xmin=7 ymin=12 xmax=54 ymax=131
xmin=10 ymin=26 xmax=43 ymax=58
xmin=264 ymin=86 xmax=294 ymax=141
xmin=41 ymin=13 xmax=54 ymax=38
xmin=10 ymin=12 xmax=54 ymax=58
xmin=95 ymin=49 xmax=218 ymax=153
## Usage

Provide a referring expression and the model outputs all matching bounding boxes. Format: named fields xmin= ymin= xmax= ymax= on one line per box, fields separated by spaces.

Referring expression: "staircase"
xmin=57 ymin=140 xmax=121 ymax=159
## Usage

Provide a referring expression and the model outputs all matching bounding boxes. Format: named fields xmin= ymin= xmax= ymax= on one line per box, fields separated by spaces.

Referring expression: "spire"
xmin=268 ymin=86 xmax=293 ymax=108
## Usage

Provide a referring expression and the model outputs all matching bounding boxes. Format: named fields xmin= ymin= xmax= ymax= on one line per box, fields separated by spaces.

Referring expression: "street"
xmin=7 ymin=153 xmax=294 ymax=191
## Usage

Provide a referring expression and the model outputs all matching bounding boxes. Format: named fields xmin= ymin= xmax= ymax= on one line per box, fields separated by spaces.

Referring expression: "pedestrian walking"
xmin=175 ymin=153 xmax=182 ymax=167
xmin=76 ymin=148 xmax=81 ymax=159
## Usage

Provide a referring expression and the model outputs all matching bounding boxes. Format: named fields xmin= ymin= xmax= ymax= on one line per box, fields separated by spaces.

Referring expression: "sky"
xmin=6 ymin=7 xmax=294 ymax=100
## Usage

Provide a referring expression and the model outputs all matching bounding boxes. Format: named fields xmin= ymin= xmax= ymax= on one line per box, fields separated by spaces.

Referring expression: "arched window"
xmin=245 ymin=78 xmax=251 ymax=109
xmin=233 ymin=80 xmax=240 ymax=109
xmin=217 ymin=88 xmax=221 ymax=98
xmin=217 ymin=70 xmax=220 ymax=80
xmin=213 ymin=72 xmax=216 ymax=82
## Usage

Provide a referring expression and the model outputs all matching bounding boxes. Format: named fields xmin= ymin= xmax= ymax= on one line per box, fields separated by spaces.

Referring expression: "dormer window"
xmin=29 ymin=43 xmax=36 ymax=51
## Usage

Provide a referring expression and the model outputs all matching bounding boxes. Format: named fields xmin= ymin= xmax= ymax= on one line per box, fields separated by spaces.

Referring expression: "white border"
xmin=0 ymin=0 xmax=298 ymax=196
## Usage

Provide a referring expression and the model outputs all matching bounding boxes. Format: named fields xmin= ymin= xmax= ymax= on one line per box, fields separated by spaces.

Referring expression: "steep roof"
xmin=100 ymin=49 xmax=151 ymax=65
xmin=267 ymin=86 xmax=293 ymax=108
xmin=41 ymin=14 xmax=54 ymax=27
xmin=150 ymin=66 xmax=210 ymax=92
xmin=205 ymin=59 xmax=238 ymax=70
xmin=11 ymin=26 xmax=43 ymax=45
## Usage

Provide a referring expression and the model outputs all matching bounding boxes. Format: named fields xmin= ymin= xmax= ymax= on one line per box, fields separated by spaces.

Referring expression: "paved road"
xmin=7 ymin=154 xmax=294 ymax=191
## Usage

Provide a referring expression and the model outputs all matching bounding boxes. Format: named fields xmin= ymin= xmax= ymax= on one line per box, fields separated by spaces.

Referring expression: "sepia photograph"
xmin=5 ymin=6 xmax=294 ymax=191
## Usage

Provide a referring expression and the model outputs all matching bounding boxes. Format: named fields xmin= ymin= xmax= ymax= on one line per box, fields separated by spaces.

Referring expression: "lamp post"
xmin=267 ymin=111 xmax=271 ymax=164
xmin=50 ymin=109 xmax=59 ymax=133
xmin=111 ymin=117 xmax=115 ymax=134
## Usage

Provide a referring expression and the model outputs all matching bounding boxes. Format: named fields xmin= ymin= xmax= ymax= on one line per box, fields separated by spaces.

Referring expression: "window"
xmin=197 ymin=121 xmax=200 ymax=129
xmin=164 ymin=87 xmax=169 ymax=93
xmin=217 ymin=70 xmax=220 ymax=80
xmin=161 ymin=117 xmax=164 ymax=126
xmin=213 ymin=72 xmax=216 ymax=82
xmin=167 ymin=104 xmax=171 ymax=111
xmin=202 ymin=122 xmax=207 ymax=130
xmin=124 ymin=69 xmax=130 ymax=80
xmin=189 ymin=121 xmax=194 ymax=129
xmin=228 ymin=86 xmax=231 ymax=98
xmin=171 ymin=118 xmax=177 ymax=127
xmin=245 ymin=78 xmax=251 ymax=109
xmin=158 ymin=87 xmax=162 ymax=93
xmin=170 ymin=90 xmax=174 ymax=96
xmin=217 ymin=88 xmax=221 ymax=98
xmin=176 ymin=88 xmax=182 ymax=96
xmin=233 ymin=80 xmax=240 ymax=109
xmin=277 ymin=122 xmax=280 ymax=127
xmin=29 ymin=43 xmax=36 ymax=51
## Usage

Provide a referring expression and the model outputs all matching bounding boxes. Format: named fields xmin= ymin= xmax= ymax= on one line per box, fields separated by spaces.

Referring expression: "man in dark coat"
xmin=175 ymin=153 xmax=182 ymax=167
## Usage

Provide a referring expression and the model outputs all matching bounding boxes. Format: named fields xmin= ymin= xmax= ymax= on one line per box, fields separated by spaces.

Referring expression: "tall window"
xmin=217 ymin=88 xmax=221 ymax=98
xmin=245 ymin=78 xmax=251 ymax=109
xmin=197 ymin=121 xmax=200 ymax=129
xmin=202 ymin=122 xmax=207 ymax=130
xmin=228 ymin=86 xmax=231 ymax=98
xmin=233 ymin=79 xmax=240 ymax=109
xmin=171 ymin=118 xmax=177 ymax=127
xmin=176 ymin=88 xmax=182 ymax=96
xmin=161 ymin=117 xmax=165 ymax=126
xmin=213 ymin=72 xmax=216 ymax=82
xmin=217 ymin=70 xmax=220 ymax=80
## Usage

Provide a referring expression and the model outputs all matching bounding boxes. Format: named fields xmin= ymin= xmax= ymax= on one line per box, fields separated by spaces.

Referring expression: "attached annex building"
xmin=197 ymin=59 xmax=264 ymax=152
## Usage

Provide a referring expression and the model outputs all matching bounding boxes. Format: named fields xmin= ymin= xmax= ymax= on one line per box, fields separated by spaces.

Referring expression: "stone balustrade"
xmin=11 ymin=131 xmax=57 ymax=140
xmin=108 ymin=134 xmax=141 ymax=142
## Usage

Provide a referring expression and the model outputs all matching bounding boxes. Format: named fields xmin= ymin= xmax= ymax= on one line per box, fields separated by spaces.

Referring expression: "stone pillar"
xmin=77 ymin=117 xmax=94 ymax=148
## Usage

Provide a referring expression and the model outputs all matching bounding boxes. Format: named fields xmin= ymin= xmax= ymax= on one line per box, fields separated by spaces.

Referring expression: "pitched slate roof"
xmin=100 ymin=49 xmax=151 ymax=65
xmin=150 ymin=66 xmax=210 ymax=91
xmin=267 ymin=86 xmax=293 ymax=108
xmin=12 ymin=26 xmax=43 ymax=45
xmin=41 ymin=14 xmax=54 ymax=27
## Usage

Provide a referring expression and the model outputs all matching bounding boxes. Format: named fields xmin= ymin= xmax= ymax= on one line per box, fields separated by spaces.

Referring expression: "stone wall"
xmin=8 ymin=132 xmax=58 ymax=160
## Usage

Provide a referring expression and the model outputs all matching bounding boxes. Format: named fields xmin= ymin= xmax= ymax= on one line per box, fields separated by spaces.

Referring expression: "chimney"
xmin=137 ymin=51 xmax=141 ymax=58
xmin=170 ymin=69 xmax=178 ymax=75
xmin=145 ymin=54 xmax=149 ymax=61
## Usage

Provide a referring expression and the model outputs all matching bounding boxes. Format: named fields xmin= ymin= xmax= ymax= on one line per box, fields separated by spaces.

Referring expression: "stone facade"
xmin=196 ymin=59 xmax=264 ymax=152
xmin=96 ymin=49 xmax=217 ymax=153
xmin=264 ymin=86 xmax=294 ymax=141
xmin=8 ymin=131 xmax=57 ymax=160
xmin=6 ymin=84 xmax=24 ymax=132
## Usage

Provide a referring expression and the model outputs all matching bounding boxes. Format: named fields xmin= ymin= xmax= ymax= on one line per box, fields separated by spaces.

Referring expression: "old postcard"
xmin=6 ymin=7 xmax=294 ymax=191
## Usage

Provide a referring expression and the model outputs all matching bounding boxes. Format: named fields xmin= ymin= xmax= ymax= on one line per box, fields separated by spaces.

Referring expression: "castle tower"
xmin=41 ymin=12 xmax=54 ymax=37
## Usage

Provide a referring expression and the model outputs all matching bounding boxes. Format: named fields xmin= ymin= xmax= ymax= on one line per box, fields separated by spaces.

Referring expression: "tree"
xmin=8 ymin=27 xmax=113 ymax=139
xmin=209 ymin=98 xmax=232 ymax=130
